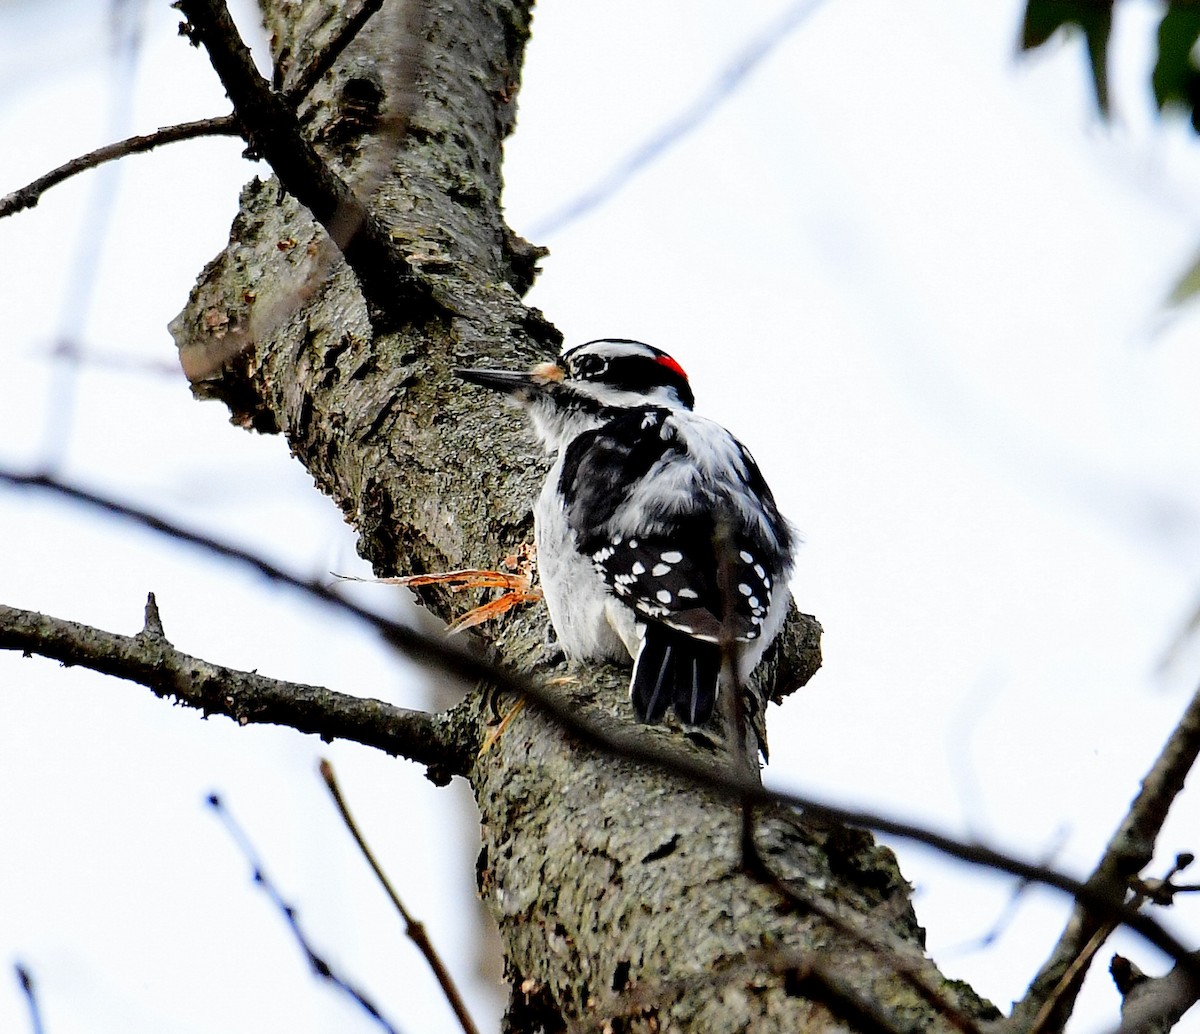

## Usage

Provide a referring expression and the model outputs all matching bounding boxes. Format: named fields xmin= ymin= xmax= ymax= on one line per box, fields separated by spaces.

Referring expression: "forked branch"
xmin=3 ymin=589 xmax=1198 ymax=981
xmin=0 ymin=596 xmax=469 ymax=779
xmin=172 ymin=0 xmax=434 ymax=322
xmin=1012 ymin=678 xmax=1200 ymax=1031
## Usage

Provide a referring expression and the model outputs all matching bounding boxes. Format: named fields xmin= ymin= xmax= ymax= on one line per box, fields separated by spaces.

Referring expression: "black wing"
xmin=558 ymin=408 xmax=778 ymax=644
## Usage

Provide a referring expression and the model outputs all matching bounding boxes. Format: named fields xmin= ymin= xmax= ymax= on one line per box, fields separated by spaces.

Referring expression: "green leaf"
xmin=1153 ymin=3 xmax=1200 ymax=109
xmin=1020 ymin=0 xmax=1114 ymax=113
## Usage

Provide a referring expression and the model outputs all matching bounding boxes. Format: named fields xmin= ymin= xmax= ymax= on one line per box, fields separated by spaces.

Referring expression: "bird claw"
xmin=335 ymin=543 xmax=540 ymax=635
xmin=478 ymin=697 xmax=528 ymax=756
xmin=444 ymin=589 xmax=542 ymax=635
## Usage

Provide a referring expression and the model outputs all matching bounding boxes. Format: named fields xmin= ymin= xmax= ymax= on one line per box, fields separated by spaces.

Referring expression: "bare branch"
xmin=3 ymin=590 xmax=1198 ymax=978
xmin=1012 ymin=678 xmax=1200 ymax=1030
xmin=208 ymin=795 xmax=403 ymax=1033
xmin=3 ymin=481 xmax=1197 ymax=983
xmin=0 ymin=598 xmax=470 ymax=779
xmin=530 ymin=0 xmax=828 ymax=238
xmin=1111 ymin=952 xmax=1200 ymax=1034
xmin=0 ymin=116 xmax=241 ymax=219
xmin=0 ymin=0 xmax=398 ymax=223
xmin=14 ymin=964 xmax=44 ymax=1034
xmin=320 ymin=760 xmax=482 ymax=1034
xmin=172 ymin=0 xmax=436 ymax=324
xmin=0 ymin=468 xmax=364 ymax=604
xmin=1029 ymin=856 xmax=1200 ymax=1032
xmin=0 ymin=468 xmax=524 ymax=696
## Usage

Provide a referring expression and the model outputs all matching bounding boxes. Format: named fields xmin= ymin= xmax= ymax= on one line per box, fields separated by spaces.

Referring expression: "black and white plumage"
xmin=457 ymin=339 xmax=795 ymax=727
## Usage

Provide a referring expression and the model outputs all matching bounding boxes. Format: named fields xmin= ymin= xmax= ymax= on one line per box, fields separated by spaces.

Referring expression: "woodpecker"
xmin=457 ymin=339 xmax=795 ymax=727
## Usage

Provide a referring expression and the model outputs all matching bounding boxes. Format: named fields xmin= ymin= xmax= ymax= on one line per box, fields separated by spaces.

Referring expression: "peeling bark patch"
xmin=641 ymin=834 xmax=679 ymax=864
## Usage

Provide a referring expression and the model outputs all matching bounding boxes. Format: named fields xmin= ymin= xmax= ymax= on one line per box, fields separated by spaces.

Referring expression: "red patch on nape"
xmin=655 ymin=354 xmax=689 ymax=381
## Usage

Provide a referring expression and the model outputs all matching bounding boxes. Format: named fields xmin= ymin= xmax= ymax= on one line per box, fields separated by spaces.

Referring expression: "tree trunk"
xmin=169 ymin=0 xmax=998 ymax=1029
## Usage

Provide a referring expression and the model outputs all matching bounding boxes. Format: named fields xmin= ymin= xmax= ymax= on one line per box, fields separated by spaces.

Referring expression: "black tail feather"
xmin=631 ymin=626 xmax=721 ymax=725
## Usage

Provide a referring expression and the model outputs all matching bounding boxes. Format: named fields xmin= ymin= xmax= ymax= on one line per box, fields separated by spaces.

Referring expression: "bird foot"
xmin=478 ymin=696 xmax=528 ymax=756
xmin=335 ymin=543 xmax=541 ymax=634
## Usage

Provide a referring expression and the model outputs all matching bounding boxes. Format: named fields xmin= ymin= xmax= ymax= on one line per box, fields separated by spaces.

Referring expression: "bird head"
xmin=457 ymin=339 xmax=695 ymax=452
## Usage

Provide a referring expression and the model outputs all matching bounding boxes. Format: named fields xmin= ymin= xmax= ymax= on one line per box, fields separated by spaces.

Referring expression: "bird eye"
xmin=571 ymin=354 xmax=609 ymax=379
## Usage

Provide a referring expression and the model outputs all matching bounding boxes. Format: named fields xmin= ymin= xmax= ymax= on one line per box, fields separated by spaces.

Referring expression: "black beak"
xmin=454 ymin=367 xmax=538 ymax=395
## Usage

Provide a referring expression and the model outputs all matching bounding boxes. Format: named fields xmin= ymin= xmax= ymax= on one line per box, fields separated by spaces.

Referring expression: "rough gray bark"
xmin=168 ymin=0 xmax=998 ymax=1030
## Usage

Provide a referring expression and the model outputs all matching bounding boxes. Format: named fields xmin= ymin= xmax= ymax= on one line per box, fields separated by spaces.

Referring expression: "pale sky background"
xmin=3 ymin=1 xmax=1200 ymax=1032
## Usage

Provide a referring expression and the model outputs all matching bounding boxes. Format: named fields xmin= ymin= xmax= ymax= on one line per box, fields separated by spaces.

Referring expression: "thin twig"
xmin=0 ymin=599 xmax=466 ymax=775
xmin=179 ymin=0 xmax=428 ymax=381
xmin=1036 ymin=857 xmax=1200 ymax=1033
xmin=3 ymin=601 xmax=1198 ymax=981
xmin=712 ymin=512 xmax=766 ymax=881
xmin=1012 ymin=676 xmax=1200 ymax=1030
xmin=174 ymin=0 xmax=434 ymax=324
xmin=3 ymin=474 xmax=1200 ymax=983
xmin=0 ymin=116 xmax=240 ymax=219
xmin=0 ymin=469 xmax=502 ymax=696
xmin=319 ymin=760 xmax=482 ymax=1034
xmin=530 ymin=0 xmax=828 ymax=238
xmin=208 ymin=794 xmax=403 ymax=1034
xmin=259 ymin=671 xmax=1200 ymax=982
xmin=776 ymin=958 xmax=913 ymax=1034
xmin=753 ymin=864 xmax=988 ymax=1034
xmin=0 ymin=0 xmax=394 ymax=222
xmin=1029 ymin=922 xmax=1113 ymax=1034
xmin=14 ymin=964 xmax=45 ymax=1034
xmin=30 ymin=343 xmax=182 ymax=378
